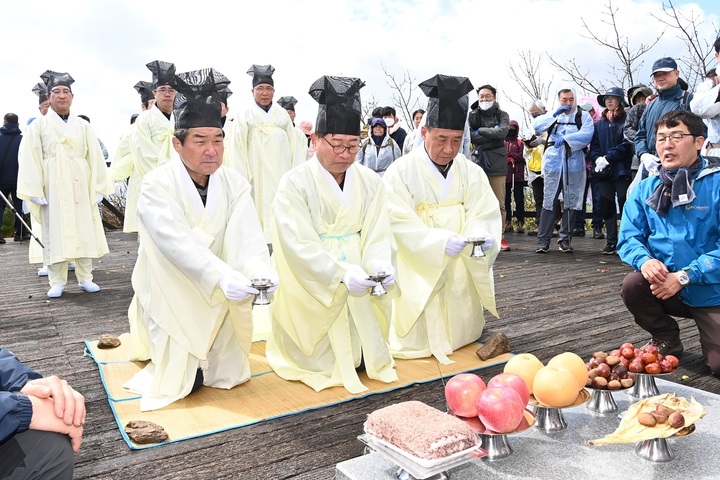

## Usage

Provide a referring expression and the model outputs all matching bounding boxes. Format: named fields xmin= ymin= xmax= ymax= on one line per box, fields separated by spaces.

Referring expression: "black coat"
xmin=468 ymin=102 xmax=510 ymax=176
xmin=0 ymin=124 xmax=22 ymax=189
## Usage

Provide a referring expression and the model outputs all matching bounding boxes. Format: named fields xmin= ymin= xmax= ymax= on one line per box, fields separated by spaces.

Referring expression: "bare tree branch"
xmin=361 ymin=93 xmax=379 ymax=127
xmin=380 ymin=62 xmax=422 ymax=129
xmin=547 ymin=0 xmax=663 ymax=93
xmin=505 ymin=50 xmax=554 ymax=126
xmin=651 ymin=0 xmax=719 ymax=87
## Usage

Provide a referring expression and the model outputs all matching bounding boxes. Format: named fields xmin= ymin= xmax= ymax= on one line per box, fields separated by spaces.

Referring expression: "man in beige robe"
xmin=125 ymin=69 xmax=276 ymax=411
xmin=17 ymin=71 xmax=112 ymax=298
xmin=383 ymin=74 xmax=502 ymax=364
xmin=109 ymin=61 xmax=177 ymax=233
xmin=266 ymin=76 xmax=398 ymax=394
xmin=223 ymin=64 xmax=306 ymax=244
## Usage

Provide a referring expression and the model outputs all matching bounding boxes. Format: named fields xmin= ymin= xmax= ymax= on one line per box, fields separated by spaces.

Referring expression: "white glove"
xmin=30 ymin=197 xmax=48 ymax=206
xmin=114 ymin=181 xmax=124 ymax=198
xmin=96 ymin=194 xmax=104 ymax=204
xmin=342 ymin=265 xmax=376 ymax=294
xmin=641 ymin=153 xmax=660 ymax=175
xmin=594 ymin=156 xmax=609 ymax=172
xmin=445 ymin=234 xmax=467 ymax=257
xmin=218 ymin=272 xmax=259 ymax=302
xmin=479 ymin=236 xmax=495 ymax=251
xmin=372 ymin=263 xmax=396 ymax=287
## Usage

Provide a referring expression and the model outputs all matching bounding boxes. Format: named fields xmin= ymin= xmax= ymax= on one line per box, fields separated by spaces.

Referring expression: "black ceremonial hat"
xmin=309 ymin=76 xmax=364 ymax=136
xmin=134 ymin=81 xmax=154 ymax=104
xmin=146 ymin=60 xmax=176 ymax=89
xmin=173 ymin=68 xmax=230 ymax=130
xmin=40 ymin=70 xmax=74 ymax=92
xmin=277 ymin=96 xmax=298 ymax=111
xmin=419 ymin=74 xmax=473 ymax=131
xmin=32 ymin=82 xmax=48 ymax=104
xmin=247 ymin=64 xmax=275 ymax=87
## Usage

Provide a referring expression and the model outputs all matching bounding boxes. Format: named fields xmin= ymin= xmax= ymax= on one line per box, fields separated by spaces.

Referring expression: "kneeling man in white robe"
xmin=266 ymin=75 xmax=398 ymax=394
xmin=383 ymin=74 xmax=502 ymax=364
xmin=124 ymin=69 xmax=276 ymax=411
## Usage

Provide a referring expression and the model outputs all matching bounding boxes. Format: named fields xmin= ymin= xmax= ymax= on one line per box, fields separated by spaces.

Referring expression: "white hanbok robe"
xmin=109 ymin=106 xmax=174 ymax=232
xmin=17 ymin=110 xmax=111 ymax=265
xmin=223 ymin=103 xmax=306 ymax=241
xmin=383 ymin=148 xmax=502 ymax=364
xmin=125 ymin=157 xmax=272 ymax=411
xmin=266 ymin=158 xmax=398 ymax=394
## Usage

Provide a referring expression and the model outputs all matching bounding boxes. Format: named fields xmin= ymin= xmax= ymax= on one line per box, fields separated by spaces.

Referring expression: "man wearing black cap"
xmin=124 ymin=68 xmax=276 ymax=411
xmin=224 ymin=64 xmax=306 ymax=246
xmin=32 ymin=82 xmax=50 ymax=116
xmin=109 ymin=60 xmax=177 ymax=233
xmin=265 ymin=75 xmax=398 ymax=395
xmin=383 ymin=74 xmax=502 ymax=364
xmin=635 ymin=57 xmax=692 ymax=177
xmin=17 ymin=71 xmax=112 ymax=298
xmin=278 ymin=95 xmax=309 ymax=159
xmin=135 ymin=80 xmax=155 ymax=111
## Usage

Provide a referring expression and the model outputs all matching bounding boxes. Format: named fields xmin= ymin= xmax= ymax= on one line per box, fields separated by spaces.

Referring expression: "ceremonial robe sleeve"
xmin=108 ymin=131 xmax=134 ymax=181
xmin=222 ymin=117 xmax=251 ymax=180
xmin=84 ymin=124 xmax=113 ymax=196
xmin=16 ymin=121 xmax=45 ymax=200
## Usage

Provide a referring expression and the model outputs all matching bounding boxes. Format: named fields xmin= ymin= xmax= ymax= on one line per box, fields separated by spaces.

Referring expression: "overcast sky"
xmin=1 ymin=0 xmax=717 ymax=156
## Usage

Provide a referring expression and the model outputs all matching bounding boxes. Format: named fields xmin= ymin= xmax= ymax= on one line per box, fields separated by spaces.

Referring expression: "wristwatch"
xmin=677 ymin=270 xmax=690 ymax=287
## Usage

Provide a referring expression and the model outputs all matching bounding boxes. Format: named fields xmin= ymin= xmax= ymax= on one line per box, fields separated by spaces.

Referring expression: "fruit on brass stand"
xmin=585 ymin=341 xmax=680 ymax=390
xmin=533 ymin=365 xmax=579 ymax=407
xmin=487 ymin=372 xmax=530 ymax=405
xmin=547 ymin=352 xmax=588 ymax=390
xmin=444 ymin=373 xmax=487 ymax=417
xmin=475 ymin=387 xmax=526 ymax=433
xmin=503 ymin=353 xmax=544 ymax=394
xmin=589 ymin=394 xmax=705 ymax=446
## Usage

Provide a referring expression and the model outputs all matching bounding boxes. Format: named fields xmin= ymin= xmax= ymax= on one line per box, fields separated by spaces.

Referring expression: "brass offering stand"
xmin=465 ymin=237 xmax=487 ymax=258
xmin=530 ymin=389 xmax=590 ymax=432
xmin=367 ymin=272 xmax=389 ymax=296
xmin=251 ymin=278 xmax=274 ymax=306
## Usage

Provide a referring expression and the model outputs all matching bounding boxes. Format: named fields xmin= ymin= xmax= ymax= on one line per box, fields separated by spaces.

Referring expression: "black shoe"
xmin=0 ymin=237 xmax=5 ymax=244
xmin=602 ymin=244 xmax=616 ymax=255
xmin=558 ymin=241 xmax=574 ymax=253
xmin=13 ymin=235 xmax=24 ymax=242
xmin=593 ymin=228 xmax=605 ymax=239
xmin=527 ymin=229 xmax=538 ymax=236
xmin=572 ymin=228 xmax=586 ymax=237
xmin=536 ymin=244 xmax=549 ymax=254
xmin=643 ymin=337 xmax=684 ymax=356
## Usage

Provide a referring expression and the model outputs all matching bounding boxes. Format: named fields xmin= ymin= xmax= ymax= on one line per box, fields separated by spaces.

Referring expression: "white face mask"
xmin=478 ymin=101 xmax=494 ymax=111
xmin=383 ymin=117 xmax=395 ymax=127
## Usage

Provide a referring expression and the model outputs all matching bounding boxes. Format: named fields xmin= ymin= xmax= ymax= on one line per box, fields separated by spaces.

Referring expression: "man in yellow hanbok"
xmin=124 ymin=69 xmax=276 ymax=411
xmin=109 ymin=60 xmax=179 ymax=233
xmin=266 ymin=75 xmax=398 ymax=394
xmin=17 ymin=71 xmax=112 ymax=298
xmin=383 ymin=74 xmax=502 ymax=364
xmin=223 ymin=64 xmax=306 ymax=245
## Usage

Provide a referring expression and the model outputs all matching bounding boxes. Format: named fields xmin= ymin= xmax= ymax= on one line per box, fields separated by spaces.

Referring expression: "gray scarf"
xmin=645 ymin=157 xmax=703 ymax=215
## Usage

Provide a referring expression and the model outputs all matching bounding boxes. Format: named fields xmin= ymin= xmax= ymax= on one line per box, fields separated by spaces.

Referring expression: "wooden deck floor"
xmin=1 ymin=230 xmax=718 ymax=479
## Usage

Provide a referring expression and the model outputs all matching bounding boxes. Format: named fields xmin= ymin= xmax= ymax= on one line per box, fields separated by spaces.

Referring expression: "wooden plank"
xmin=1 ymin=230 xmax=717 ymax=478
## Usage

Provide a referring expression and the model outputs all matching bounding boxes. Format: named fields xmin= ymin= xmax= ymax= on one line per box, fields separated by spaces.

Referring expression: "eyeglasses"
xmin=322 ymin=136 xmax=360 ymax=154
xmin=50 ymin=88 xmax=71 ymax=95
xmin=656 ymin=132 xmax=695 ymax=145
xmin=155 ymin=87 xmax=175 ymax=95
xmin=254 ymin=86 xmax=275 ymax=93
xmin=478 ymin=95 xmax=495 ymax=101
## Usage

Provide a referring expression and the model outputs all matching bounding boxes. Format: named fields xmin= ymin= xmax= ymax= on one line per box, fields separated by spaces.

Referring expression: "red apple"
xmin=476 ymin=387 xmax=526 ymax=434
xmin=444 ymin=373 xmax=487 ymax=417
xmin=503 ymin=353 xmax=544 ymax=394
xmin=487 ymin=373 xmax=530 ymax=405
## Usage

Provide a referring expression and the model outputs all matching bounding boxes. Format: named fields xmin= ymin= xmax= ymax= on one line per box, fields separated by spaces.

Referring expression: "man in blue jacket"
xmin=0 ymin=348 xmax=85 ymax=478
xmin=619 ymin=110 xmax=720 ymax=375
